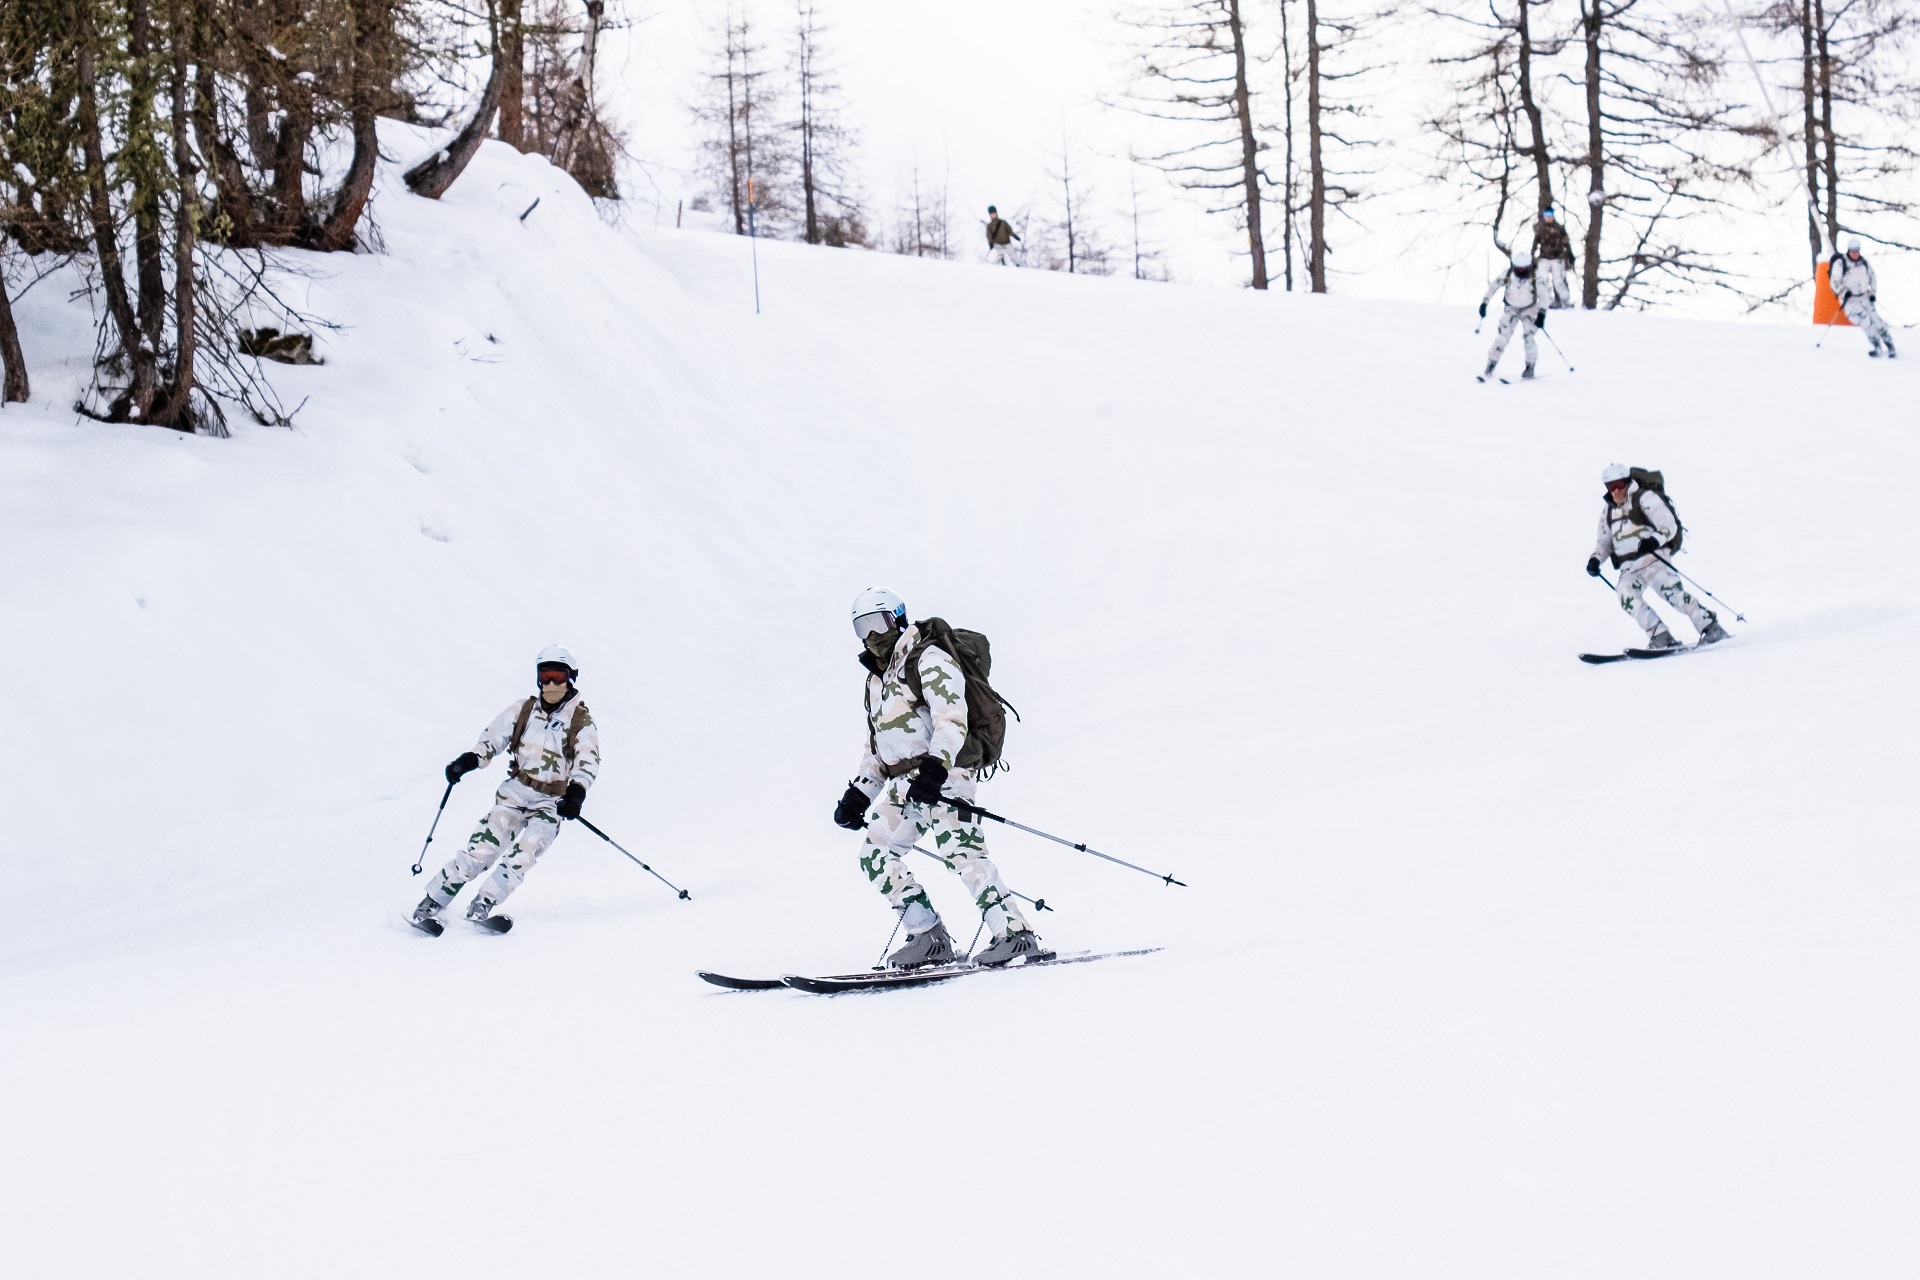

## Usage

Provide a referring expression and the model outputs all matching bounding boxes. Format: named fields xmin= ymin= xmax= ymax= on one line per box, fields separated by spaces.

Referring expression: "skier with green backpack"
xmin=831 ymin=588 xmax=1050 ymax=969
xmin=1587 ymin=464 xmax=1730 ymax=651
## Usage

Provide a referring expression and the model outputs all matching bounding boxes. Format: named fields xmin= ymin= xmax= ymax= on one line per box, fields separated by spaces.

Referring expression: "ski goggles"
xmin=537 ymin=666 xmax=572 ymax=685
xmin=853 ymin=612 xmax=896 ymax=641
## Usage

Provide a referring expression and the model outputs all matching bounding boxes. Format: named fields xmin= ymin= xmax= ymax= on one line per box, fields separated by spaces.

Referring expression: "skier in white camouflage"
xmin=410 ymin=645 xmax=599 ymax=935
xmin=831 ymin=587 xmax=1049 ymax=969
xmin=1587 ymin=465 xmax=1730 ymax=651
xmin=1829 ymin=238 xmax=1897 ymax=359
xmin=1479 ymin=248 xmax=1544 ymax=381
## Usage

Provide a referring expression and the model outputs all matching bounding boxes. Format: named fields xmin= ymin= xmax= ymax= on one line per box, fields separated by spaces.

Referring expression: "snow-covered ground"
xmin=3 ymin=130 xmax=1917 ymax=1278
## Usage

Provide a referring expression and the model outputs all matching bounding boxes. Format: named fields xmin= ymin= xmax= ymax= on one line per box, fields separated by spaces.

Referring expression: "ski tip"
xmin=697 ymin=971 xmax=786 ymax=991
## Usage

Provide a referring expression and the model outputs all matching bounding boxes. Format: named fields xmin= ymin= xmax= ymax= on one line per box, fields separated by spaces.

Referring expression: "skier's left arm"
xmin=1637 ymin=491 xmax=1680 ymax=555
xmin=569 ymin=711 xmax=601 ymax=789
xmin=916 ymin=648 xmax=969 ymax=769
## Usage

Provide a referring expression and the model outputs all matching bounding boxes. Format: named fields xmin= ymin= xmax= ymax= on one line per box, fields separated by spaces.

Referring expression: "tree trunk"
xmin=0 ymin=268 xmax=28 ymax=404
xmin=1579 ymin=0 xmax=1603 ymax=308
xmin=1800 ymin=0 xmax=1822 ymax=268
xmin=1815 ymin=0 xmax=1837 ymax=247
xmin=1280 ymin=0 xmax=1296 ymax=291
xmin=1516 ymin=0 xmax=1555 ymax=213
xmin=404 ymin=50 xmax=506 ymax=199
xmin=153 ymin=0 xmax=197 ymax=431
xmin=1306 ymin=0 xmax=1326 ymax=292
xmin=312 ymin=0 xmax=388 ymax=250
xmin=196 ymin=57 xmax=262 ymax=248
xmin=798 ymin=21 xmax=817 ymax=244
xmin=1226 ymin=0 xmax=1268 ymax=290
xmin=127 ymin=0 xmax=169 ymax=357
xmin=498 ymin=0 xmax=526 ymax=150
xmin=76 ymin=12 xmax=158 ymax=418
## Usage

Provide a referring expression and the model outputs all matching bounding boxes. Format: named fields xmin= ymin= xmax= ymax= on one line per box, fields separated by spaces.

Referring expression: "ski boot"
xmin=1886 ymin=341 xmax=1898 ymax=359
xmin=888 ymin=921 xmax=954 ymax=969
xmin=1869 ymin=343 xmax=1883 ymax=358
xmin=1478 ymin=360 xmax=1498 ymax=383
xmin=409 ymin=895 xmax=446 ymax=938
xmin=466 ymin=896 xmax=513 ymax=934
xmin=972 ymin=929 xmax=1055 ymax=968
xmin=1644 ymin=627 xmax=1681 ymax=651
xmin=1521 ymin=363 xmax=1535 ymax=380
xmin=1698 ymin=617 xmax=1731 ymax=646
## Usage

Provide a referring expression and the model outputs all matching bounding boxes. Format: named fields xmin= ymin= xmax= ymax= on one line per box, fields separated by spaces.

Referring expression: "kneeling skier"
xmin=831 ymin=588 xmax=1049 ymax=968
xmin=1587 ymin=465 xmax=1729 ymax=651
xmin=410 ymin=646 xmax=599 ymax=935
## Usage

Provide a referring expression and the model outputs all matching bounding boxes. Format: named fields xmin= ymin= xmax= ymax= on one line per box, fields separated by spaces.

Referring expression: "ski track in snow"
xmin=2 ymin=124 xmax=1918 ymax=1278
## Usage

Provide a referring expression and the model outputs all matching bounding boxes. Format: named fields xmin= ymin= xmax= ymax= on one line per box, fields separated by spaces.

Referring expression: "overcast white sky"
xmin=595 ymin=0 xmax=1918 ymax=322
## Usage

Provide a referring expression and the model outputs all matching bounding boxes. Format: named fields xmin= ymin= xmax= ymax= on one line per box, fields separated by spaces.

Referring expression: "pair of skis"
xmin=698 ymin=947 xmax=1161 ymax=995
xmin=1578 ymin=640 xmax=1729 ymax=665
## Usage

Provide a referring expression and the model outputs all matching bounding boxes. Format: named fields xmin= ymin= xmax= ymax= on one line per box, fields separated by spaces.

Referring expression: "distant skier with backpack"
xmin=831 ymin=588 xmax=1049 ymax=969
xmin=1479 ymin=248 xmax=1544 ymax=381
xmin=986 ymin=205 xmax=1021 ymax=266
xmin=1587 ymin=465 xmax=1730 ymax=651
xmin=410 ymin=646 xmax=599 ymax=935
xmin=1829 ymin=238 xmax=1897 ymax=358
xmin=1531 ymin=207 xmax=1575 ymax=308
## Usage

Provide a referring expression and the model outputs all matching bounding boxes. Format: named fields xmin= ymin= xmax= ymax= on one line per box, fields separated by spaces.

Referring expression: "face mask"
xmin=540 ymin=677 xmax=570 ymax=704
xmin=863 ymin=629 xmax=897 ymax=660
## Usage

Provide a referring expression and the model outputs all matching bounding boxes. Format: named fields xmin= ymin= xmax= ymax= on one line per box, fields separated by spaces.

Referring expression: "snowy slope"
xmin=3 ymin=128 xmax=1918 ymax=1278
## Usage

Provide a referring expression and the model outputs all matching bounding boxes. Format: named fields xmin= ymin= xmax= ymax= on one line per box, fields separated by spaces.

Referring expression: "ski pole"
xmin=1538 ymin=323 xmax=1575 ymax=371
xmin=952 ymin=802 xmax=1187 ymax=887
xmin=1651 ymin=552 xmax=1747 ymax=623
xmin=573 ymin=817 xmax=692 ymax=899
xmin=1815 ymin=301 xmax=1842 ymax=348
xmin=1591 ymin=566 xmax=1617 ymax=591
xmin=911 ymin=844 xmax=1052 ymax=912
xmin=410 ymin=781 xmax=455 ymax=875
xmin=747 ymin=179 xmax=761 ymax=315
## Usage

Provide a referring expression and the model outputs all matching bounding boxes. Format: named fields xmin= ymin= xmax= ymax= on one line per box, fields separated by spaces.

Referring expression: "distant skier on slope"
xmin=831 ymin=588 xmax=1049 ymax=969
xmin=1829 ymin=238 xmax=1897 ymax=358
xmin=1586 ymin=465 xmax=1729 ymax=652
xmin=410 ymin=646 xmax=599 ymax=935
xmin=1479 ymin=249 xmax=1543 ymax=381
xmin=986 ymin=205 xmax=1022 ymax=266
xmin=1531 ymin=207 xmax=1575 ymax=309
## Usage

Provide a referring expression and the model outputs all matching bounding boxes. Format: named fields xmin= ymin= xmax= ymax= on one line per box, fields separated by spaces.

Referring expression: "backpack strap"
xmin=506 ymin=696 xmax=536 ymax=763
xmin=563 ymin=701 xmax=587 ymax=765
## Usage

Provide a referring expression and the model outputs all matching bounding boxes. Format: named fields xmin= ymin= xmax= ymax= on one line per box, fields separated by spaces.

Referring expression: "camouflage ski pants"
xmin=1840 ymin=294 xmax=1894 ymax=351
xmin=1486 ymin=305 xmax=1538 ymax=371
xmin=1618 ymin=556 xmax=1715 ymax=639
xmin=1538 ymin=259 xmax=1572 ymax=308
xmin=858 ymin=771 xmax=1031 ymax=940
xmin=427 ymin=785 xmax=563 ymax=913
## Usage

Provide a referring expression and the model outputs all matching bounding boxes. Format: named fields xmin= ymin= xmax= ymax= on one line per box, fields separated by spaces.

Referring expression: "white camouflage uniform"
xmin=426 ymin=690 xmax=600 ymax=912
xmin=851 ymin=624 xmax=1029 ymax=940
xmin=1594 ymin=485 xmax=1715 ymax=640
xmin=1483 ymin=269 xmax=1542 ymax=371
xmin=1830 ymin=254 xmax=1894 ymax=353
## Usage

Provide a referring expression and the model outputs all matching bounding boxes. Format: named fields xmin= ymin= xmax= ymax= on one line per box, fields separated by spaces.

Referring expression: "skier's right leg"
xmin=1616 ymin=561 xmax=1673 ymax=645
xmin=1485 ymin=308 xmax=1519 ymax=371
xmin=857 ymin=778 xmax=952 ymax=966
xmin=421 ymin=801 xmax=529 ymax=916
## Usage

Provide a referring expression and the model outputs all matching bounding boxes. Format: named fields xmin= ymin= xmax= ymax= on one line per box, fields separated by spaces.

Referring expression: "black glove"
xmin=1634 ymin=538 xmax=1661 ymax=560
xmin=1478 ymin=300 xmax=1487 ymax=319
xmin=1586 ymin=556 xmax=1602 ymax=578
xmin=948 ymin=796 xmax=980 ymax=822
xmin=906 ymin=758 xmax=948 ymax=807
xmin=557 ymin=781 xmax=586 ymax=820
xmin=1535 ymin=311 xmax=1546 ymax=330
xmin=445 ymin=751 xmax=481 ymax=784
xmin=833 ymin=782 xmax=869 ymax=830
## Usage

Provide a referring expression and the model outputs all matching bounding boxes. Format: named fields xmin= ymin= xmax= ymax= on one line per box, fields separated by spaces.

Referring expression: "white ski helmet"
xmin=1511 ymin=247 xmax=1533 ymax=269
xmin=850 ymin=587 xmax=906 ymax=635
xmin=535 ymin=644 xmax=577 ymax=680
xmin=1601 ymin=463 xmax=1632 ymax=485
xmin=1846 ymin=236 xmax=1862 ymax=253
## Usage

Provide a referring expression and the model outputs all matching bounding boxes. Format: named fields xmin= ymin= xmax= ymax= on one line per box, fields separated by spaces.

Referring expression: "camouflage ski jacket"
xmin=472 ymin=691 xmax=600 ymax=798
xmin=855 ymin=623 xmax=969 ymax=790
xmin=1594 ymin=484 xmax=1679 ymax=568
xmin=1830 ymin=254 xmax=1877 ymax=300
xmin=1484 ymin=268 xmax=1541 ymax=312
xmin=1532 ymin=219 xmax=1573 ymax=263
